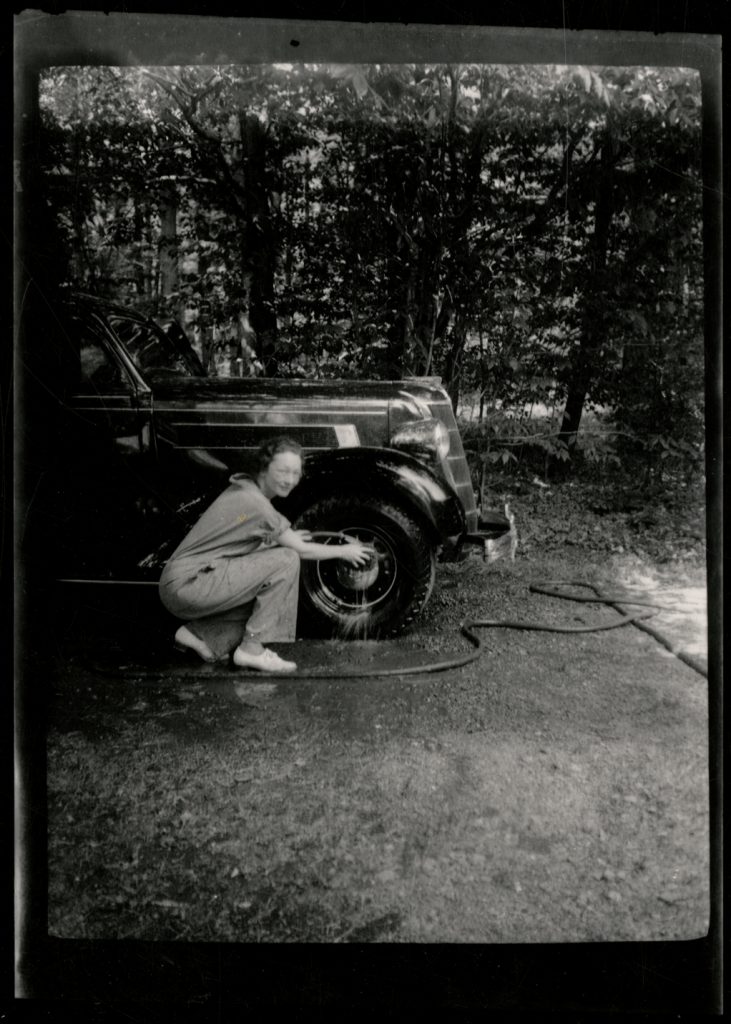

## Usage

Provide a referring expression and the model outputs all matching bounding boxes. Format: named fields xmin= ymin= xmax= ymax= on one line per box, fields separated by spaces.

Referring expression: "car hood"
xmin=148 ymin=374 xmax=450 ymax=406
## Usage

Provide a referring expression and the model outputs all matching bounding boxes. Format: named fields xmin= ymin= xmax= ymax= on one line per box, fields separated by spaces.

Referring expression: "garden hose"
xmin=280 ymin=537 xmax=709 ymax=680
xmin=79 ymin=551 xmax=708 ymax=680
xmin=527 ymin=580 xmax=709 ymax=679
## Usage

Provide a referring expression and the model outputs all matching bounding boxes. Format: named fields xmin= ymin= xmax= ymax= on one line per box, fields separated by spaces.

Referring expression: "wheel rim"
xmin=307 ymin=525 xmax=399 ymax=616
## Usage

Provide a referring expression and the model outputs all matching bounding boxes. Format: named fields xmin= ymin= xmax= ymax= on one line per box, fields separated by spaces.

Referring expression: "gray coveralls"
xmin=159 ymin=474 xmax=300 ymax=660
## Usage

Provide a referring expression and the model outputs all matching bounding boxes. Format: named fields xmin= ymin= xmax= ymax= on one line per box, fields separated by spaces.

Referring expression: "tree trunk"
xmin=439 ymin=70 xmax=485 ymax=406
xmin=158 ymin=190 xmax=178 ymax=305
xmin=412 ymin=244 xmax=444 ymax=376
xmin=558 ymin=128 xmax=616 ymax=451
xmin=132 ymin=200 xmax=148 ymax=300
xmin=478 ymin=324 xmax=486 ymax=421
xmin=241 ymin=113 xmax=279 ymax=376
xmin=385 ymin=237 xmax=415 ymax=378
xmin=444 ymin=313 xmax=467 ymax=408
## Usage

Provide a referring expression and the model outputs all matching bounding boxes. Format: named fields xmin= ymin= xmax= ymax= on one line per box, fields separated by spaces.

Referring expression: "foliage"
xmin=38 ymin=62 xmax=704 ymax=482
xmin=493 ymin=469 xmax=706 ymax=566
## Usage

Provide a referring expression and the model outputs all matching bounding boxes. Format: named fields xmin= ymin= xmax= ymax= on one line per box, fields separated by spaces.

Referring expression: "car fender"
xmin=279 ymin=447 xmax=466 ymax=540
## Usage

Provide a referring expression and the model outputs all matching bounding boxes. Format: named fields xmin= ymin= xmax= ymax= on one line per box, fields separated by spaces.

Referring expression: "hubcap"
xmin=311 ymin=528 xmax=397 ymax=612
xmin=335 ymin=553 xmax=380 ymax=591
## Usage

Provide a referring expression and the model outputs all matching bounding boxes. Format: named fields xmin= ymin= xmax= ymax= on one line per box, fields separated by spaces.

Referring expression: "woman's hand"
xmin=338 ymin=540 xmax=375 ymax=566
xmin=278 ymin=528 xmax=374 ymax=564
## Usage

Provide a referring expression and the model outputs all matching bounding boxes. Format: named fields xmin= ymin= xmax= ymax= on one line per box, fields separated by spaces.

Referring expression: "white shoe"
xmin=174 ymin=625 xmax=217 ymax=663
xmin=232 ymin=646 xmax=297 ymax=673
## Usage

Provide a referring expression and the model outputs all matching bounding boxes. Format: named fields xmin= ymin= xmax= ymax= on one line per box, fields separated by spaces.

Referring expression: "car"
xmin=22 ymin=293 xmax=514 ymax=638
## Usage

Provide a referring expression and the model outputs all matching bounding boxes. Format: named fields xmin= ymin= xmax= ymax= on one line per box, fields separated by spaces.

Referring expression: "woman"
xmin=159 ymin=437 xmax=372 ymax=673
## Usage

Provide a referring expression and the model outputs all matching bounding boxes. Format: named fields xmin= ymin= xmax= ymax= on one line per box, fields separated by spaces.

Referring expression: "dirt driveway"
xmin=42 ymin=547 xmax=710 ymax=951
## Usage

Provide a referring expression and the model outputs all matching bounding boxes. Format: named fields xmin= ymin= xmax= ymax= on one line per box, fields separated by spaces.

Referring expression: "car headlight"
xmin=390 ymin=418 xmax=451 ymax=460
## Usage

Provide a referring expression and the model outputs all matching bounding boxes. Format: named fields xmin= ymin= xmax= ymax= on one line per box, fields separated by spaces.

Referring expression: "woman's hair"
xmin=256 ymin=436 xmax=304 ymax=473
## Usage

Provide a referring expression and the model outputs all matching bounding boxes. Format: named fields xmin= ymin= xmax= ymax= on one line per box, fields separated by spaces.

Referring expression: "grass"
xmin=48 ymin=710 xmax=405 ymax=942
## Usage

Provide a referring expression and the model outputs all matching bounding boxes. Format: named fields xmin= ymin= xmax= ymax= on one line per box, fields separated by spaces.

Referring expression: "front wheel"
xmin=295 ymin=496 xmax=436 ymax=639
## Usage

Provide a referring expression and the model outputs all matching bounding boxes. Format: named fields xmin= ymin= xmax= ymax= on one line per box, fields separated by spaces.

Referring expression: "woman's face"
xmin=258 ymin=451 xmax=303 ymax=499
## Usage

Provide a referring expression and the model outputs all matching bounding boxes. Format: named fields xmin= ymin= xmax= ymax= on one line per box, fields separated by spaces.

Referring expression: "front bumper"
xmin=457 ymin=504 xmax=518 ymax=562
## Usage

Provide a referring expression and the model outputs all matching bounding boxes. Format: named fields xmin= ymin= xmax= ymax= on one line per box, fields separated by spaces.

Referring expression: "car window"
xmin=76 ymin=321 xmax=127 ymax=392
xmin=108 ymin=315 xmax=194 ymax=377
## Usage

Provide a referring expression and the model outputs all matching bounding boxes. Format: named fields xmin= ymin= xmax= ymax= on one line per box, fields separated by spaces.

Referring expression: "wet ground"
xmin=37 ymin=549 xmax=713 ymax=958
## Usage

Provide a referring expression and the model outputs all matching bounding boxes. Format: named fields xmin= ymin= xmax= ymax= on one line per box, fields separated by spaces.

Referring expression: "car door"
xmin=53 ymin=308 xmax=158 ymax=579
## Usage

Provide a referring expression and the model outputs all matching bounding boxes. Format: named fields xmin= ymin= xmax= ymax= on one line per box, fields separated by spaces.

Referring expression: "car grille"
xmin=427 ymin=399 xmax=478 ymax=529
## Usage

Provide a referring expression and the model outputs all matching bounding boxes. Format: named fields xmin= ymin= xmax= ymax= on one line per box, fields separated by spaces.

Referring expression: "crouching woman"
xmin=159 ymin=437 xmax=371 ymax=673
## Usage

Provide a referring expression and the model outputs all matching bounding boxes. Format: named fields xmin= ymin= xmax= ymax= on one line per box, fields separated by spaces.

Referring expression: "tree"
xmin=38 ymin=61 xmax=703 ymax=486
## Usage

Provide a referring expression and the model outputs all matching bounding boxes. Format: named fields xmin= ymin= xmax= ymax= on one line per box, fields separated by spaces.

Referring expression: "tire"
xmin=295 ymin=495 xmax=436 ymax=639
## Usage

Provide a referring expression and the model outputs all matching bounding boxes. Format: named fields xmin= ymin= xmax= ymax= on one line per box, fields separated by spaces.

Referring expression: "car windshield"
xmin=107 ymin=315 xmax=200 ymax=377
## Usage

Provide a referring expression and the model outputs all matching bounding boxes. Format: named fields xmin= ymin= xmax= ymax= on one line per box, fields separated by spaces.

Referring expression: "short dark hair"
xmin=256 ymin=436 xmax=304 ymax=473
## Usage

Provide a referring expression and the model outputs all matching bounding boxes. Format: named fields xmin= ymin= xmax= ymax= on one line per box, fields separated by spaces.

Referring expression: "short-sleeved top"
xmin=159 ymin=474 xmax=291 ymax=587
